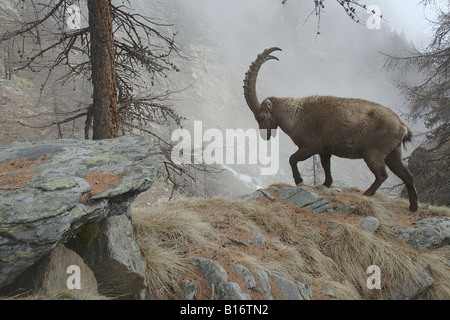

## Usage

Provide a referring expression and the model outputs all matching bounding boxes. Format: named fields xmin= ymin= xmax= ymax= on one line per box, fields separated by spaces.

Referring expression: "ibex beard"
xmin=244 ymin=47 xmax=419 ymax=212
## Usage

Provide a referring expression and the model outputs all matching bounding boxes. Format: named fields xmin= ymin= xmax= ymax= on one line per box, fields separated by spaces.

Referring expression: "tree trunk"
xmin=87 ymin=0 xmax=118 ymax=140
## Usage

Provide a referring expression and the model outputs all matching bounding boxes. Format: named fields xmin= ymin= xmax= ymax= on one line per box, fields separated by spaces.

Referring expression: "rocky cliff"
xmin=402 ymin=139 xmax=450 ymax=207
xmin=0 ymin=135 xmax=163 ymax=298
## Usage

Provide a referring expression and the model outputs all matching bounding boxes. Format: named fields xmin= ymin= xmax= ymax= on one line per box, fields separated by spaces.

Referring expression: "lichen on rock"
xmin=0 ymin=135 xmax=164 ymax=290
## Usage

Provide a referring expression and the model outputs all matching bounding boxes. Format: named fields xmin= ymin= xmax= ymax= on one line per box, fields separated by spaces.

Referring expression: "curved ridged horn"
xmin=243 ymin=47 xmax=282 ymax=114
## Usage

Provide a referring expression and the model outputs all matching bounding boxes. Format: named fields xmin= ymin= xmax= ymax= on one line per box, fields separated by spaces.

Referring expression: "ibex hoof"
xmin=362 ymin=190 xmax=375 ymax=197
xmin=322 ymin=179 xmax=332 ymax=188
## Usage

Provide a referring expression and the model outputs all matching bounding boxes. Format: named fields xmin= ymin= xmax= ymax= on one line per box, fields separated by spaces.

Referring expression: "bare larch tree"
xmin=384 ymin=3 xmax=449 ymax=152
xmin=0 ymin=0 xmax=182 ymax=141
xmin=87 ymin=0 xmax=118 ymax=140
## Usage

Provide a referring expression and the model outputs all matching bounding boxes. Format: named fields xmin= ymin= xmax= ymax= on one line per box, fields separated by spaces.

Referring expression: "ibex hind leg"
xmin=385 ymin=146 xmax=418 ymax=212
xmin=363 ymin=156 xmax=388 ymax=197
xmin=320 ymin=153 xmax=333 ymax=187
xmin=289 ymin=148 xmax=316 ymax=185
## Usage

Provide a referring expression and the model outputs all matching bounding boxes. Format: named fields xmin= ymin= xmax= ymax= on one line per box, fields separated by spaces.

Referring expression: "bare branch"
xmin=0 ymin=0 xmax=66 ymax=43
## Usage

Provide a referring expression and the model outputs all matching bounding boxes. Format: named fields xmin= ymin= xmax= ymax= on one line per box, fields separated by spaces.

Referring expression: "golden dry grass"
xmin=326 ymin=222 xmax=430 ymax=299
xmin=132 ymin=205 xmax=216 ymax=299
xmin=131 ymin=187 xmax=450 ymax=300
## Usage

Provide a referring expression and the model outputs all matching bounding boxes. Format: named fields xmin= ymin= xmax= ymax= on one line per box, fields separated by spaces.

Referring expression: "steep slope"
xmin=131 ymin=185 xmax=450 ymax=300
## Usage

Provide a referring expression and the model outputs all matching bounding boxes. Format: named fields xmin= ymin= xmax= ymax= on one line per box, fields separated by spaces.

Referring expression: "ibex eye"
xmin=259 ymin=114 xmax=267 ymax=121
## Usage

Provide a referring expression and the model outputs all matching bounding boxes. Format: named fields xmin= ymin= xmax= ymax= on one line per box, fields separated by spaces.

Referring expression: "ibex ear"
xmin=265 ymin=99 xmax=272 ymax=110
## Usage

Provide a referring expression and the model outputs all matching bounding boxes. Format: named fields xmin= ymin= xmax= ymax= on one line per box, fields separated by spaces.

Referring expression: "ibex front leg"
xmin=289 ymin=148 xmax=315 ymax=185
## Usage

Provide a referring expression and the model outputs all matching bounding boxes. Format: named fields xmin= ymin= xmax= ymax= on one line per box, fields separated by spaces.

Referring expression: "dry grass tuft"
xmin=420 ymin=249 xmax=450 ymax=300
xmin=325 ymin=222 xmax=438 ymax=299
xmin=133 ymin=205 xmax=215 ymax=299
xmin=133 ymin=203 xmax=213 ymax=248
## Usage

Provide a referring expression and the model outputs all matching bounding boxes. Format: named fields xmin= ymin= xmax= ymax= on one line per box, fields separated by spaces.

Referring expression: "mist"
xmin=129 ymin=0 xmax=423 ymax=197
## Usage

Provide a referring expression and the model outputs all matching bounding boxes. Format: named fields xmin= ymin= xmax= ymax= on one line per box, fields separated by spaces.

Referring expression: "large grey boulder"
xmin=359 ymin=216 xmax=380 ymax=233
xmin=401 ymin=140 xmax=449 ymax=207
xmin=66 ymin=214 xmax=147 ymax=299
xmin=0 ymin=135 xmax=163 ymax=289
xmin=0 ymin=244 xmax=98 ymax=299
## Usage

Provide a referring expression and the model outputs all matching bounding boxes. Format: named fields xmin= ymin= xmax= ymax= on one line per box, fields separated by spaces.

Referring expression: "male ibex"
xmin=244 ymin=47 xmax=418 ymax=212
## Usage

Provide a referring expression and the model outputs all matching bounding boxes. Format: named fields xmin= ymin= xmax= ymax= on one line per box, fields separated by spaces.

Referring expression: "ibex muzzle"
xmin=243 ymin=47 xmax=419 ymax=212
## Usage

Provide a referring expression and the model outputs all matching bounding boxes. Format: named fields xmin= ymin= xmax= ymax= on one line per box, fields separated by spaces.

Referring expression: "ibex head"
xmin=243 ymin=47 xmax=282 ymax=140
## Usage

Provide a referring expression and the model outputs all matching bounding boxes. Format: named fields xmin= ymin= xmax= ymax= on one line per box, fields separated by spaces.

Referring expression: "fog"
xmin=129 ymin=0 xmax=425 ymax=196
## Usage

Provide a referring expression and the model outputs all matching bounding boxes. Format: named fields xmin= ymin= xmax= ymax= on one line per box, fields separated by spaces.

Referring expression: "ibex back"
xmin=243 ymin=47 xmax=418 ymax=212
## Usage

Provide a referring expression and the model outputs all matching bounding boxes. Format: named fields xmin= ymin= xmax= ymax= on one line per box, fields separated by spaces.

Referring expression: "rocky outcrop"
xmin=402 ymin=140 xmax=449 ymax=207
xmin=186 ymin=257 xmax=312 ymax=300
xmin=267 ymin=271 xmax=312 ymax=300
xmin=243 ymin=186 xmax=449 ymax=252
xmin=189 ymin=257 xmax=251 ymax=300
xmin=0 ymin=244 xmax=98 ymax=299
xmin=0 ymin=135 xmax=163 ymax=291
xmin=234 ymin=186 xmax=449 ymax=300
xmin=393 ymin=217 xmax=450 ymax=250
xmin=240 ymin=186 xmax=338 ymax=214
xmin=66 ymin=214 xmax=147 ymax=299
